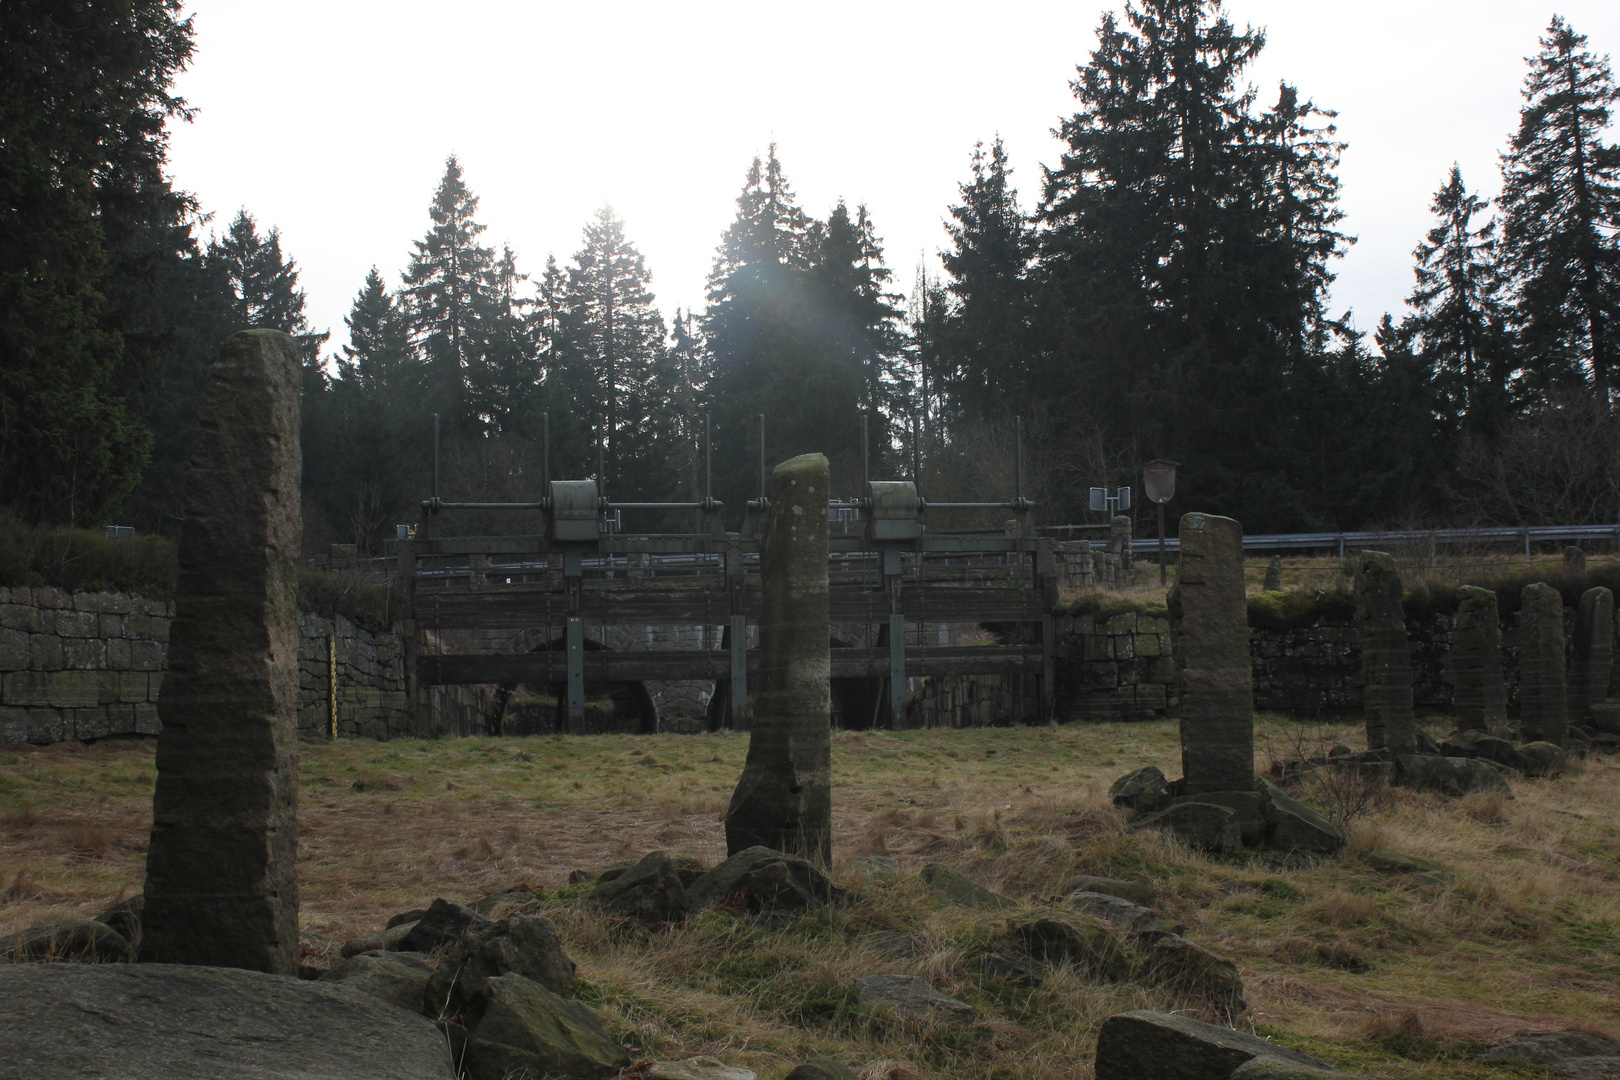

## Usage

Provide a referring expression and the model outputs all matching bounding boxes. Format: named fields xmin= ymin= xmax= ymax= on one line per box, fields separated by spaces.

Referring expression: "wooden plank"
xmin=417 ymin=644 xmax=1042 ymax=685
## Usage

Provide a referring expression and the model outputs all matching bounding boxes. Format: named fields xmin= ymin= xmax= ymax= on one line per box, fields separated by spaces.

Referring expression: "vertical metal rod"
xmin=598 ymin=417 xmax=606 ymax=497
xmin=1157 ymin=502 xmax=1168 ymax=586
xmin=432 ymin=413 xmax=440 ymax=500
xmin=862 ymin=413 xmax=869 ymax=488
xmin=704 ymin=413 xmax=712 ymax=501
xmin=758 ymin=413 xmax=766 ymax=499
xmin=911 ymin=412 xmax=920 ymax=485
xmin=1015 ymin=415 xmax=1023 ymax=502
xmin=542 ymin=412 xmax=550 ymax=489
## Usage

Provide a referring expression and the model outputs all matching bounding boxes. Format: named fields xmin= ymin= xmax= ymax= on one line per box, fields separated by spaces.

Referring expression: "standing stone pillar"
xmin=1518 ymin=582 xmax=1568 ymax=744
xmin=1564 ymin=546 xmax=1587 ymax=575
xmin=140 ymin=331 xmax=302 ymax=973
xmin=1168 ymin=513 xmax=1252 ymax=795
xmin=1263 ymin=556 xmax=1283 ymax=592
xmin=1110 ymin=514 xmax=1133 ymax=574
xmin=1569 ymin=587 xmax=1614 ymax=730
xmin=725 ymin=454 xmax=832 ymax=863
xmin=1451 ymin=585 xmax=1507 ymax=735
xmin=1355 ymin=551 xmax=1415 ymax=754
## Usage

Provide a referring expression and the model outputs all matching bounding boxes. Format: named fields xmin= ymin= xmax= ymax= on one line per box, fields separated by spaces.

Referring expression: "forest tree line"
xmin=3 ymin=0 xmax=1619 ymax=551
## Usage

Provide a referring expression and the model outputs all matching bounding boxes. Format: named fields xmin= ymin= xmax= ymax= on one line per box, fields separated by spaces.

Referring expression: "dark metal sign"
xmin=1143 ymin=460 xmax=1178 ymax=505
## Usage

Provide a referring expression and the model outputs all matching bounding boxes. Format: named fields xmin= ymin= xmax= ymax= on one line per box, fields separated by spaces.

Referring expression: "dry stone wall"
xmin=1 ymin=585 xmax=413 ymax=744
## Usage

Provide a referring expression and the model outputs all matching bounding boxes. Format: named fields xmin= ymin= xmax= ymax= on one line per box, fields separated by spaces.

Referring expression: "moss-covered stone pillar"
xmin=1518 ymin=581 xmax=1568 ymax=745
xmin=1355 ymin=550 xmax=1415 ymax=754
xmin=725 ymin=454 xmax=832 ymax=862
xmin=1451 ymin=585 xmax=1507 ymax=735
xmin=1168 ymin=513 xmax=1252 ymax=795
xmin=1569 ymin=586 xmax=1613 ymax=731
xmin=140 ymin=330 xmax=302 ymax=973
xmin=1263 ymin=555 xmax=1283 ymax=592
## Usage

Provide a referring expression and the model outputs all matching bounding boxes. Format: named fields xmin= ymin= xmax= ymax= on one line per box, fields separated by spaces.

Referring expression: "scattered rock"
xmin=686 ymin=847 xmax=837 ymax=913
xmin=1067 ymin=890 xmax=1182 ymax=937
xmin=1014 ymin=913 xmax=1131 ymax=981
xmin=1565 ymin=728 xmax=1592 ymax=755
xmin=1413 ymin=729 xmax=1442 ymax=755
xmin=398 ymin=897 xmax=489 ymax=953
xmin=1095 ymin=1009 xmax=1332 ymax=1080
xmin=1256 ymin=779 xmax=1344 ymax=854
xmin=0 ymin=919 xmax=132 ymax=963
xmin=846 ymin=855 xmax=901 ymax=884
xmin=462 ymin=972 xmax=629 ymax=1080
xmin=0 ymin=962 xmax=452 ymax=1079
xmin=1593 ymin=732 xmax=1620 ymax=754
xmin=1110 ymin=765 xmax=1173 ymax=813
xmin=648 ymin=1056 xmax=758 ymax=1080
xmin=318 ymin=950 xmax=432 ymax=1013
xmin=784 ymin=1062 xmax=860 ymax=1080
xmin=855 ymin=973 xmax=975 ymax=1021
xmin=385 ymin=908 xmax=428 ymax=930
xmin=1138 ymin=934 xmax=1246 ymax=1015
xmin=863 ymin=930 xmax=924 ymax=960
xmin=592 ymin=851 xmax=688 ymax=923
xmin=921 ymin=863 xmax=1015 ymax=910
xmin=1521 ymin=741 xmax=1570 ymax=778
xmin=1230 ymin=1058 xmax=1357 ymax=1080
xmin=341 ymin=921 xmax=415 ymax=958
xmin=423 ymin=914 xmax=577 ymax=1020
xmin=1589 ymin=703 xmax=1620 ymax=737
xmin=1395 ymin=755 xmax=1513 ymax=797
xmin=1063 ymin=875 xmax=1157 ymax=906
xmin=1479 ymin=1031 xmax=1620 ymax=1079
xmin=1440 ymin=730 xmax=1527 ymax=772
xmin=1177 ymin=790 xmax=1267 ymax=847
xmin=1361 ymin=849 xmax=1449 ymax=877
xmin=978 ymin=949 xmax=1044 ymax=986
xmin=93 ymin=896 xmax=143 ymax=945
xmin=1131 ymin=801 xmax=1241 ymax=853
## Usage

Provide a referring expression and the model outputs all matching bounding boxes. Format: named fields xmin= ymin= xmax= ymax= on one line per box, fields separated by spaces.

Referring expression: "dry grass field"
xmin=2 ymin=713 xmax=1617 ymax=1080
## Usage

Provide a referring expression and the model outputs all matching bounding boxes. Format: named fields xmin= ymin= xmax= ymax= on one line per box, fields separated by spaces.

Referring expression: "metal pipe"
xmin=704 ymin=413 xmax=712 ymax=501
xmin=1014 ymin=415 xmax=1023 ymax=504
xmin=758 ymin=413 xmax=766 ymax=498
xmin=924 ymin=501 xmax=1035 ymax=510
xmin=432 ymin=413 xmax=440 ymax=500
xmin=598 ymin=419 xmax=606 ymax=498
xmin=542 ymin=412 xmax=550 ymax=489
xmin=862 ymin=413 xmax=869 ymax=489
xmin=421 ymin=501 xmax=546 ymax=511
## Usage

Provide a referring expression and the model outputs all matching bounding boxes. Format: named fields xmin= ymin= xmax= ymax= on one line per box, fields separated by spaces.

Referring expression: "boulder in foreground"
xmin=1096 ymin=1009 xmax=1333 ymax=1080
xmin=0 ymin=962 xmax=451 ymax=1080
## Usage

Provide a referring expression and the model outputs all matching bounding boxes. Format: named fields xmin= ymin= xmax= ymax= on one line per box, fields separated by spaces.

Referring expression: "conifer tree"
xmin=939 ymin=137 xmax=1034 ymax=416
xmin=401 ymin=155 xmax=496 ymax=429
xmin=1404 ymin=166 xmax=1514 ymax=433
xmin=339 ymin=267 xmax=414 ymax=393
xmin=1498 ymin=16 xmax=1620 ymax=404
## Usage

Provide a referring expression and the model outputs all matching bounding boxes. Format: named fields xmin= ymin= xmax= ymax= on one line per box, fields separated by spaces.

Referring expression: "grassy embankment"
xmin=3 ymin=716 xmax=1617 ymax=1080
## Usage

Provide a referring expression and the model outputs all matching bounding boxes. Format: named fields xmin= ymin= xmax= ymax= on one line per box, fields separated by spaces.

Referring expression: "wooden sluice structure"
xmin=396 ymin=422 xmax=1061 ymax=731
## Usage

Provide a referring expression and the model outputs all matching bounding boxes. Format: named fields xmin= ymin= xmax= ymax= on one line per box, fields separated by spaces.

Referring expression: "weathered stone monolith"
xmin=1451 ymin=585 xmax=1507 ymax=735
xmin=1518 ymin=581 xmax=1568 ymax=745
xmin=1354 ymin=550 xmax=1415 ymax=754
xmin=140 ymin=330 xmax=302 ymax=973
xmin=1262 ymin=556 xmax=1283 ymax=592
xmin=725 ymin=454 xmax=832 ymax=863
xmin=1568 ymin=586 xmax=1612 ymax=732
xmin=1168 ymin=514 xmax=1253 ymax=795
xmin=1564 ymin=545 xmax=1587 ymax=575
xmin=1111 ymin=514 xmax=1133 ymax=573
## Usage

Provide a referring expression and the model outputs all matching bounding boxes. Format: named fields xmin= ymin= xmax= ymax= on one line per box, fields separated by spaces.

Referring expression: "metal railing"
xmin=1049 ymin=523 xmax=1620 ymax=558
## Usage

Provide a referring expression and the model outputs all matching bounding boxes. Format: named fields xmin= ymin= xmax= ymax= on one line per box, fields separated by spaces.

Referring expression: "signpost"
xmin=1142 ymin=460 xmax=1178 ymax=586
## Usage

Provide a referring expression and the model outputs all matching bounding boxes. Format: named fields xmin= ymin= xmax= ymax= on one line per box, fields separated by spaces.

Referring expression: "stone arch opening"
xmin=496 ymin=637 xmax=659 ymax=735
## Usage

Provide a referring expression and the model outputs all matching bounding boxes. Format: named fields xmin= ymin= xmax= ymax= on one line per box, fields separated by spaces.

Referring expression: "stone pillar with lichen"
xmin=1567 ymin=586 xmax=1611 ymax=733
xmin=724 ymin=454 xmax=832 ymax=863
xmin=140 ymin=330 xmax=302 ymax=973
xmin=1518 ymin=581 xmax=1568 ymax=744
xmin=1451 ymin=585 xmax=1507 ymax=735
xmin=1355 ymin=550 xmax=1415 ymax=754
xmin=1169 ymin=513 xmax=1253 ymax=795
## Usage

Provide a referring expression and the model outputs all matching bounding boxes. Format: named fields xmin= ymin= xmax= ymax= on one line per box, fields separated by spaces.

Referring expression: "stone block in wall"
xmin=1086 ymin=661 xmax=1119 ymax=689
xmin=129 ymin=640 xmax=165 ymax=670
xmin=1104 ymin=612 xmax=1138 ymax=634
xmin=124 ymin=613 xmax=169 ymax=642
xmin=147 ymin=671 xmax=163 ymax=699
xmin=73 ymin=706 xmax=111 ymax=740
xmin=76 ymin=591 xmax=131 ymax=615
xmin=105 ymin=704 xmax=137 ymax=736
xmin=4 ymin=670 xmax=99 ymax=708
xmin=134 ymin=703 xmax=160 ymax=735
xmin=62 ymin=638 xmax=105 ymax=670
xmin=0 ymin=627 xmax=28 ymax=670
xmin=1 ymin=707 xmax=27 ymax=742
xmin=30 ymin=634 xmax=62 ymax=670
xmin=1084 ymin=635 xmax=1111 ymax=662
xmin=1115 ymin=635 xmax=1135 ymax=660
xmin=28 ymin=707 xmax=68 ymax=743
xmin=106 ymin=639 xmax=131 ymax=670
xmin=0 ymin=604 xmax=42 ymax=634
xmin=116 ymin=672 xmax=148 ymax=703
xmin=1138 ymin=616 xmax=1170 ymax=634
xmin=1137 ymin=683 xmax=1168 ymax=709
xmin=1135 ymin=633 xmax=1162 ymax=657
xmin=54 ymin=610 xmax=98 ymax=638
xmin=99 ymin=614 xmax=123 ymax=638
xmin=34 ymin=587 xmax=69 ymax=610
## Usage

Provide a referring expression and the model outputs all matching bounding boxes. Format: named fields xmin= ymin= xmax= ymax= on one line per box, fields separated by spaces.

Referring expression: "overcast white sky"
xmin=167 ymin=1 xmax=1620 ymax=354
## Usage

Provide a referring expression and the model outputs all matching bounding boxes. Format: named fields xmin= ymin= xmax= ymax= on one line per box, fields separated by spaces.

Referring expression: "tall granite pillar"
xmin=1354 ymin=551 xmax=1415 ymax=754
xmin=1110 ymin=515 xmax=1133 ymax=574
xmin=725 ymin=454 xmax=832 ymax=863
xmin=1451 ymin=585 xmax=1507 ymax=735
xmin=1569 ymin=586 xmax=1614 ymax=730
xmin=140 ymin=330 xmax=302 ymax=973
xmin=1168 ymin=513 xmax=1252 ymax=795
xmin=1518 ymin=581 xmax=1568 ymax=744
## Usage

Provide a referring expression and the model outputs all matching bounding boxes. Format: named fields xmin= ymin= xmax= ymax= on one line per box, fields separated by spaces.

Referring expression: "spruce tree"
xmin=1498 ymin=17 xmax=1620 ymax=404
xmin=1404 ymin=166 xmax=1514 ymax=433
xmin=339 ymin=267 xmax=414 ymax=392
xmin=401 ymin=155 xmax=497 ymax=430
xmin=939 ymin=137 xmax=1034 ymax=417
xmin=205 ymin=210 xmax=328 ymax=363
